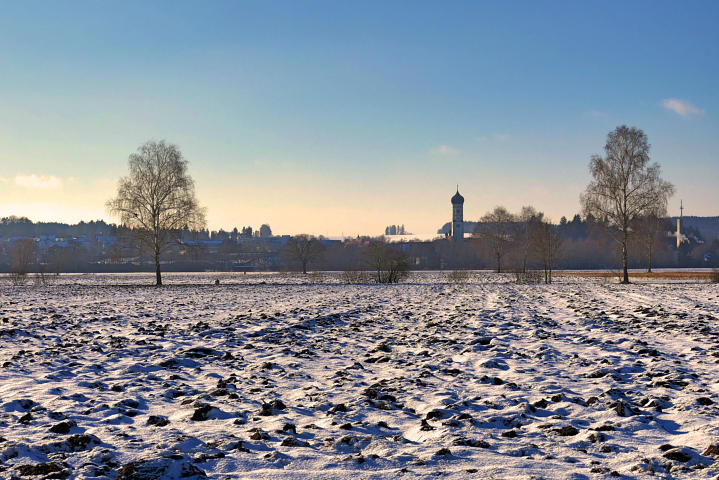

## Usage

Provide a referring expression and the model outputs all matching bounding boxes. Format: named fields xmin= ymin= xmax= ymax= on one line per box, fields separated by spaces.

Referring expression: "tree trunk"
xmin=544 ymin=247 xmax=549 ymax=284
xmin=621 ymin=230 xmax=629 ymax=284
xmin=155 ymin=245 xmax=162 ymax=286
xmin=647 ymin=242 xmax=653 ymax=273
xmin=302 ymin=260 xmax=307 ymax=275
xmin=546 ymin=232 xmax=551 ymax=284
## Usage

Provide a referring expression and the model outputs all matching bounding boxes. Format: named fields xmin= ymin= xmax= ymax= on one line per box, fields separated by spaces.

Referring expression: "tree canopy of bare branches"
xmin=474 ymin=206 xmax=516 ymax=273
xmin=283 ymin=234 xmax=324 ymax=274
xmin=106 ymin=141 xmax=206 ymax=286
xmin=580 ymin=126 xmax=674 ymax=283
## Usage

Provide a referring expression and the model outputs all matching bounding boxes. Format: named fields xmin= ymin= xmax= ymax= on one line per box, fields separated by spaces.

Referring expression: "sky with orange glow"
xmin=1 ymin=1 xmax=717 ymax=236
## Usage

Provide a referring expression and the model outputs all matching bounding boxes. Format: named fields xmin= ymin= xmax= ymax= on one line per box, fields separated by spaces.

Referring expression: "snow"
xmin=0 ymin=272 xmax=718 ymax=479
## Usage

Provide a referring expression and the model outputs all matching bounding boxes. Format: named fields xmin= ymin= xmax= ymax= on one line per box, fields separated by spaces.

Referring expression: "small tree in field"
xmin=531 ymin=218 xmax=562 ymax=284
xmin=107 ymin=141 xmax=206 ymax=286
xmin=283 ymin=234 xmax=324 ymax=274
xmin=475 ymin=206 xmax=516 ymax=273
xmin=516 ymin=205 xmax=540 ymax=273
xmin=10 ymin=238 xmax=36 ymax=284
xmin=581 ymin=126 xmax=674 ymax=284
xmin=632 ymin=211 xmax=668 ymax=273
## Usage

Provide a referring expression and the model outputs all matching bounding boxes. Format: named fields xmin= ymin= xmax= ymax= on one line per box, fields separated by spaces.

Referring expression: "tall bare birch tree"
xmin=581 ymin=126 xmax=674 ymax=284
xmin=107 ymin=141 xmax=206 ymax=286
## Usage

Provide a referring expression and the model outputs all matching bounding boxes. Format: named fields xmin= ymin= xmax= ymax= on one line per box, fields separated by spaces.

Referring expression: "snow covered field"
xmin=1 ymin=273 xmax=718 ymax=479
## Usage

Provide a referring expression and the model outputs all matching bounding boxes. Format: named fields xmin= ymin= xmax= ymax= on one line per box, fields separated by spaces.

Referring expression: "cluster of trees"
xmin=470 ymin=206 xmax=676 ymax=283
xmin=580 ymin=126 xmax=674 ymax=283
xmin=0 ymin=217 xmax=280 ymax=276
xmin=0 ymin=127 xmax=689 ymax=285
xmin=0 ymin=216 xmax=112 ymax=237
xmin=472 ymin=206 xmax=560 ymax=282
xmin=468 ymin=126 xmax=676 ymax=284
xmin=384 ymin=224 xmax=409 ymax=235
xmin=216 ymin=225 xmax=268 ymax=240
xmin=281 ymin=235 xmax=410 ymax=283
xmin=3 ymin=214 xmax=713 ymax=284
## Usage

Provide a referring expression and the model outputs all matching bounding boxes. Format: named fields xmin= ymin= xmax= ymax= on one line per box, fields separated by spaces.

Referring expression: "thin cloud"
xmin=14 ymin=174 xmax=63 ymax=189
xmin=661 ymin=98 xmax=704 ymax=117
xmin=430 ymin=145 xmax=460 ymax=155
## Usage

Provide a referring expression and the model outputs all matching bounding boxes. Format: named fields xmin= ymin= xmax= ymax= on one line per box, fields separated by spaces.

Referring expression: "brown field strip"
xmin=555 ymin=271 xmax=715 ymax=280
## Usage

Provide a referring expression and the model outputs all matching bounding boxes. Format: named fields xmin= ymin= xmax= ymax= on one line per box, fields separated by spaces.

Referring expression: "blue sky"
xmin=1 ymin=1 xmax=717 ymax=235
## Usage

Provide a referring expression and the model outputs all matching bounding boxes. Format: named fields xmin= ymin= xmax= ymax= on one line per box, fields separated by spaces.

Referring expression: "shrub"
xmin=513 ymin=269 xmax=543 ymax=284
xmin=9 ymin=272 xmax=27 ymax=286
xmin=342 ymin=269 xmax=370 ymax=284
xmin=446 ymin=270 xmax=470 ymax=284
xmin=34 ymin=271 xmax=55 ymax=286
xmin=365 ymin=240 xmax=410 ymax=284
xmin=307 ymin=271 xmax=325 ymax=284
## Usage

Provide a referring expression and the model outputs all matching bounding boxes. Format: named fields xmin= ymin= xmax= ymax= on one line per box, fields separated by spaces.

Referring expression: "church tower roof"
xmin=451 ymin=187 xmax=464 ymax=204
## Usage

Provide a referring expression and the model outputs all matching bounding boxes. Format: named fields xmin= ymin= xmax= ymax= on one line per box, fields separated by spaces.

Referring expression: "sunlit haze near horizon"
xmin=1 ymin=1 xmax=717 ymax=236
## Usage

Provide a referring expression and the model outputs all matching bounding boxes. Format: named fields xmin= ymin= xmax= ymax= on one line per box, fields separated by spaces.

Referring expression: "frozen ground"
xmin=0 ymin=272 xmax=718 ymax=479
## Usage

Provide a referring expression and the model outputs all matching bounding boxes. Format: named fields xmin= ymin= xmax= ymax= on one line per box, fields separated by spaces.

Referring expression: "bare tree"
xmin=517 ymin=206 xmax=540 ymax=273
xmin=365 ymin=238 xmax=410 ymax=283
xmin=107 ymin=244 xmax=123 ymax=265
xmin=632 ymin=211 xmax=669 ymax=273
xmin=581 ymin=126 xmax=674 ymax=283
xmin=474 ymin=206 xmax=516 ymax=273
xmin=10 ymin=238 xmax=37 ymax=284
xmin=446 ymin=269 xmax=470 ymax=284
xmin=283 ymin=234 xmax=324 ymax=274
xmin=107 ymin=141 xmax=206 ymax=286
xmin=47 ymin=246 xmax=72 ymax=274
xmin=531 ymin=218 xmax=562 ymax=283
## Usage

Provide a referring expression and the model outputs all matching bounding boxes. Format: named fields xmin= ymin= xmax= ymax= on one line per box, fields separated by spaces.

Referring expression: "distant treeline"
xmin=0 ymin=214 xmax=717 ymax=274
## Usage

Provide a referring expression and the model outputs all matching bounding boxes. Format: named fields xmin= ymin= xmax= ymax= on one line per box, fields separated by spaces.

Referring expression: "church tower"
xmin=451 ymin=187 xmax=464 ymax=242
